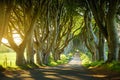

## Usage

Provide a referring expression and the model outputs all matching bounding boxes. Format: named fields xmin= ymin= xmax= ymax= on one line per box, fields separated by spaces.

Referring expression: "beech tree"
xmin=1 ymin=0 xmax=120 ymax=66
xmin=2 ymin=0 xmax=43 ymax=65
xmin=0 ymin=1 xmax=14 ymax=45
xmin=87 ymin=0 xmax=120 ymax=62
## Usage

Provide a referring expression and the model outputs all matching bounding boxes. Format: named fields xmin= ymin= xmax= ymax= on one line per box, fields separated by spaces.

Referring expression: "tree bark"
xmin=0 ymin=2 xmax=6 ymax=45
xmin=43 ymin=53 xmax=50 ymax=65
xmin=98 ymin=31 xmax=105 ymax=61
xmin=53 ymin=52 xmax=61 ymax=62
xmin=36 ymin=49 xmax=43 ymax=65
xmin=0 ymin=1 xmax=14 ymax=45
xmin=119 ymin=45 xmax=120 ymax=61
xmin=16 ymin=49 xmax=26 ymax=66
xmin=26 ymin=36 xmax=35 ymax=64
xmin=87 ymin=0 xmax=108 ymax=39
xmin=87 ymin=0 xmax=119 ymax=62
xmin=106 ymin=0 xmax=119 ymax=62
xmin=84 ymin=9 xmax=99 ymax=61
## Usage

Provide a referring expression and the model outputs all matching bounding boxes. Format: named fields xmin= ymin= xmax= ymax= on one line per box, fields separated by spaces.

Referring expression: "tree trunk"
xmin=119 ymin=45 xmax=120 ymax=61
xmin=98 ymin=31 xmax=105 ymax=61
xmin=36 ymin=48 xmax=44 ymax=65
xmin=84 ymin=9 xmax=99 ymax=61
xmin=36 ymin=52 xmax=40 ymax=64
xmin=53 ymin=52 xmax=60 ymax=62
xmin=26 ymin=37 xmax=34 ymax=64
xmin=92 ymin=53 xmax=96 ymax=61
xmin=26 ymin=47 xmax=35 ymax=64
xmin=16 ymin=50 xmax=26 ymax=66
xmin=0 ymin=2 xmax=6 ymax=44
xmin=87 ymin=0 xmax=108 ymax=39
xmin=106 ymin=1 xmax=119 ymax=62
xmin=57 ymin=53 xmax=61 ymax=60
xmin=0 ymin=1 xmax=13 ymax=45
xmin=53 ymin=53 xmax=57 ymax=62
xmin=43 ymin=53 xmax=50 ymax=65
xmin=87 ymin=0 xmax=119 ymax=62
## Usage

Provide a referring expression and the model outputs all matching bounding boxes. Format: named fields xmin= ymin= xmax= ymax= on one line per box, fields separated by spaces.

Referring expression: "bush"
xmin=84 ymin=61 xmax=120 ymax=72
xmin=48 ymin=61 xmax=58 ymax=66
xmin=106 ymin=61 xmax=120 ymax=72
xmin=80 ymin=52 xmax=92 ymax=65
xmin=86 ymin=61 xmax=104 ymax=67
xmin=48 ymin=54 xmax=71 ymax=66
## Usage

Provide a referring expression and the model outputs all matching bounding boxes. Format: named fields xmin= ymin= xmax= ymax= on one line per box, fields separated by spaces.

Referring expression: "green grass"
xmin=80 ymin=52 xmax=92 ymax=65
xmin=0 ymin=52 xmax=16 ymax=68
xmin=83 ymin=60 xmax=120 ymax=72
xmin=104 ymin=61 xmax=120 ymax=72
xmin=0 ymin=51 xmax=73 ymax=68
xmin=48 ymin=53 xmax=72 ymax=66
xmin=84 ymin=61 xmax=104 ymax=67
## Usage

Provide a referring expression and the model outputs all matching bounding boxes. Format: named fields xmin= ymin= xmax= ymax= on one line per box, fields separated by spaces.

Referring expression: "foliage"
xmin=105 ymin=61 xmax=120 ymax=72
xmin=71 ymin=16 xmax=84 ymax=36
xmin=84 ymin=61 xmax=104 ymax=68
xmin=80 ymin=52 xmax=92 ymax=65
xmin=0 ymin=0 xmax=120 ymax=66
xmin=0 ymin=51 xmax=72 ymax=68
xmin=48 ymin=61 xmax=58 ymax=66
xmin=84 ymin=60 xmax=120 ymax=72
xmin=48 ymin=54 xmax=72 ymax=66
xmin=0 ymin=52 xmax=39 ymax=69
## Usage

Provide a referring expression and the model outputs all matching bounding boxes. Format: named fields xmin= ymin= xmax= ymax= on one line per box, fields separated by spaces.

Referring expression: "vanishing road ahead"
xmin=2 ymin=53 xmax=106 ymax=80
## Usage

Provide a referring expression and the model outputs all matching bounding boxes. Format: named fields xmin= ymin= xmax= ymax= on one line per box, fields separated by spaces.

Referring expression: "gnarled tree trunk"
xmin=36 ymin=49 xmax=44 ymax=65
xmin=106 ymin=1 xmax=119 ymax=62
xmin=16 ymin=49 xmax=26 ymax=66
xmin=98 ymin=31 xmax=105 ymax=61
xmin=43 ymin=53 xmax=50 ymax=65
xmin=0 ymin=2 xmax=6 ymax=44
xmin=26 ymin=36 xmax=35 ymax=64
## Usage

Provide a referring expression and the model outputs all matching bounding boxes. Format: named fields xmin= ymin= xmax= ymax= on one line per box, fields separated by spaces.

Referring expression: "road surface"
xmin=1 ymin=53 xmax=106 ymax=80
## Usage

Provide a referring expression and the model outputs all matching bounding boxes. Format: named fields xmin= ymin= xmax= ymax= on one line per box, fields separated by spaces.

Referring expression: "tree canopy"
xmin=0 ymin=0 xmax=120 ymax=66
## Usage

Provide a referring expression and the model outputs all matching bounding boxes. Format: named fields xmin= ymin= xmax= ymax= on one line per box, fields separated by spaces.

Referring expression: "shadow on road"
xmin=1 ymin=54 xmax=108 ymax=80
xmin=1 ymin=67 xmax=104 ymax=80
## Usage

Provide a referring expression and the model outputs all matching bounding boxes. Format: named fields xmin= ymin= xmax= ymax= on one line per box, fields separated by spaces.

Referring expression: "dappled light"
xmin=0 ymin=0 xmax=120 ymax=80
xmin=2 ymin=52 xmax=116 ymax=80
xmin=2 ymin=38 xmax=8 ymax=44
xmin=12 ymin=34 xmax=22 ymax=45
xmin=2 ymin=56 xmax=104 ymax=80
xmin=92 ymin=74 xmax=107 ymax=78
xmin=2 ymin=34 xmax=22 ymax=45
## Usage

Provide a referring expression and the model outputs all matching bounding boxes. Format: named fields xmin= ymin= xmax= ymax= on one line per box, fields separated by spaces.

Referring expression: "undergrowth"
xmin=18 ymin=63 xmax=39 ymax=70
xmin=104 ymin=61 xmax=120 ymax=72
xmin=48 ymin=53 xmax=73 ymax=66
xmin=80 ymin=52 xmax=120 ymax=72
xmin=84 ymin=61 xmax=120 ymax=72
xmin=80 ymin=52 xmax=92 ymax=65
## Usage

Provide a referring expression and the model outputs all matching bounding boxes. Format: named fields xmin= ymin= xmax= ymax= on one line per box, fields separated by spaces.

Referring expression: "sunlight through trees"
xmin=0 ymin=0 xmax=120 ymax=66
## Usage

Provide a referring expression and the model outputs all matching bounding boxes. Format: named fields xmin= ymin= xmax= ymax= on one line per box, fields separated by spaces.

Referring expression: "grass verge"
xmin=84 ymin=61 xmax=120 ymax=72
xmin=0 ymin=52 xmax=16 ymax=68
xmin=79 ymin=52 xmax=120 ymax=72
xmin=48 ymin=53 xmax=73 ymax=66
